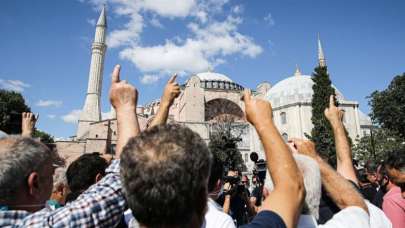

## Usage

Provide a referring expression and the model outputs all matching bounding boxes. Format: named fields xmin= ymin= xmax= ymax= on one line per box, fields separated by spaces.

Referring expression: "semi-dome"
xmin=196 ymin=72 xmax=233 ymax=82
xmin=265 ymin=75 xmax=344 ymax=108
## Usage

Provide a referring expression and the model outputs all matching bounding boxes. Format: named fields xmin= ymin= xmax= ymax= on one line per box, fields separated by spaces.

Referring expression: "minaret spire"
xmin=294 ymin=64 xmax=302 ymax=77
xmin=77 ymin=6 xmax=108 ymax=139
xmin=318 ymin=33 xmax=326 ymax=67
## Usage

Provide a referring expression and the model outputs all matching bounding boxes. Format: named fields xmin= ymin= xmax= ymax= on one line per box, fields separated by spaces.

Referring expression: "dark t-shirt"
xmin=360 ymin=184 xmax=378 ymax=202
xmin=241 ymin=210 xmax=286 ymax=228
xmin=372 ymin=187 xmax=385 ymax=208
xmin=251 ymin=186 xmax=263 ymax=206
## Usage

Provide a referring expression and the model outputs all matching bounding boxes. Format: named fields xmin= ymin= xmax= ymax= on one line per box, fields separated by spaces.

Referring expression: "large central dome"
xmin=265 ymin=75 xmax=344 ymax=108
xmin=196 ymin=72 xmax=233 ymax=82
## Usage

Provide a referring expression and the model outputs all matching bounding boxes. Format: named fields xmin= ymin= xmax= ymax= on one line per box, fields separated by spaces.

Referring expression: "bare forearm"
xmin=256 ymin=122 xmax=302 ymax=187
xmin=332 ymin=122 xmax=358 ymax=184
xmin=148 ymin=103 xmax=170 ymax=128
xmin=317 ymin=157 xmax=368 ymax=213
xmin=223 ymin=195 xmax=230 ymax=214
xmin=21 ymin=129 xmax=33 ymax=137
xmin=116 ymin=109 xmax=140 ymax=156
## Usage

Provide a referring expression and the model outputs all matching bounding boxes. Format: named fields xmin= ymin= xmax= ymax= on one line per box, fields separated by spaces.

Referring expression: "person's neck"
xmin=1 ymin=193 xmax=43 ymax=213
xmin=386 ymin=182 xmax=398 ymax=192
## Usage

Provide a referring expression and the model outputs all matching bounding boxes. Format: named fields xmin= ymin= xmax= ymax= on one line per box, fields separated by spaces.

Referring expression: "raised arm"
xmin=324 ymin=95 xmax=358 ymax=185
xmin=243 ymin=90 xmax=305 ymax=228
xmin=109 ymin=65 xmax=140 ymax=156
xmin=293 ymin=139 xmax=368 ymax=214
xmin=148 ymin=74 xmax=180 ymax=128
xmin=21 ymin=112 xmax=37 ymax=137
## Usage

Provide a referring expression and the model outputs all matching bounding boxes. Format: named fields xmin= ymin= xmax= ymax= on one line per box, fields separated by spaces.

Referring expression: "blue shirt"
xmin=241 ymin=210 xmax=286 ymax=228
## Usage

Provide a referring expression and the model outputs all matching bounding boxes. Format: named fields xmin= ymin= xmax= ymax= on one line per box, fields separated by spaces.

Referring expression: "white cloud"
xmin=81 ymin=0 xmax=262 ymax=84
xmin=61 ymin=109 xmax=81 ymax=124
xmin=140 ymin=74 xmax=162 ymax=84
xmin=141 ymin=0 xmax=196 ymax=17
xmin=120 ymin=15 xmax=262 ymax=74
xmin=0 ymin=79 xmax=30 ymax=92
xmin=231 ymin=5 xmax=243 ymax=14
xmin=36 ymin=99 xmax=63 ymax=107
xmin=47 ymin=114 xmax=56 ymax=119
xmin=87 ymin=18 xmax=96 ymax=26
xmin=264 ymin=13 xmax=275 ymax=26
xmin=149 ymin=16 xmax=163 ymax=28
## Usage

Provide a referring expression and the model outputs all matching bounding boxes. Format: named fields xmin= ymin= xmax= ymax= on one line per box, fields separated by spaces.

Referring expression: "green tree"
xmin=208 ymin=119 xmax=247 ymax=172
xmin=307 ymin=66 xmax=338 ymax=166
xmin=0 ymin=89 xmax=30 ymax=134
xmin=0 ymin=89 xmax=54 ymax=142
xmin=33 ymin=129 xmax=55 ymax=144
xmin=353 ymin=128 xmax=405 ymax=163
xmin=369 ymin=73 xmax=405 ymax=138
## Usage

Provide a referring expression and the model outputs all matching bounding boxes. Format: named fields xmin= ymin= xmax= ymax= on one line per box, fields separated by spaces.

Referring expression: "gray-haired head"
xmin=265 ymin=153 xmax=322 ymax=219
xmin=0 ymin=136 xmax=58 ymax=201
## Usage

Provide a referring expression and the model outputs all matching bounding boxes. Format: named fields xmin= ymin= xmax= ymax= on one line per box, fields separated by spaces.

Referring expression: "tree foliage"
xmin=33 ymin=129 xmax=55 ymax=144
xmin=0 ymin=89 xmax=54 ymax=142
xmin=208 ymin=118 xmax=247 ymax=172
xmin=307 ymin=66 xmax=338 ymax=166
xmin=353 ymin=128 xmax=405 ymax=163
xmin=0 ymin=89 xmax=30 ymax=134
xmin=369 ymin=73 xmax=405 ymax=138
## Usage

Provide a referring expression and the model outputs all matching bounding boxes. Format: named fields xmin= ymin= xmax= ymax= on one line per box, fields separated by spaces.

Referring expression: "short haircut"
xmin=208 ymin=155 xmax=224 ymax=192
xmin=66 ymin=152 xmax=108 ymax=194
xmin=265 ymin=154 xmax=322 ymax=219
xmin=0 ymin=136 xmax=57 ymax=201
xmin=365 ymin=160 xmax=379 ymax=174
xmin=121 ymin=124 xmax=212 ymax=227
xmin=385 ymin=149 xmax=405 ymax=172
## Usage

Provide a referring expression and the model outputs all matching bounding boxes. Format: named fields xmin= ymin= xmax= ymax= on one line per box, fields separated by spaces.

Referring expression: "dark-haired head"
xmin=120 ymin=124 xmax=212 ymax=227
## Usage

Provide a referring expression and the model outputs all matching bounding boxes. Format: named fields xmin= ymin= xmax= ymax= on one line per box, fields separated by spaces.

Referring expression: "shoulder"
xmin=365 ymin=201 xmax=392 ymax=228
xmin=319 ymin=206 xmax=370 ymax=228
xmin=204 ymin=201 xmax=235 ymax=228
xmin=240 ymin=210 xmax=286 ymax=228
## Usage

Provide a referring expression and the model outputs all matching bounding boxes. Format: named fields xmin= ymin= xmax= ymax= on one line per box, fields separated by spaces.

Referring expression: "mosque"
xmin=56 ymin=6 xmax=372 ymax=169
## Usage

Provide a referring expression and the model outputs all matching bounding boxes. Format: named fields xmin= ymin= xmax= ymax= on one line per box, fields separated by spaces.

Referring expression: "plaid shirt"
xmin=0 ymin=160 xmax=126 ymax=228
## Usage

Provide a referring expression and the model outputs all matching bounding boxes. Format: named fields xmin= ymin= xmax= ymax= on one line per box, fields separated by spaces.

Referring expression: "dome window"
xmin=281 ymin=112 xmax=287 ymax=125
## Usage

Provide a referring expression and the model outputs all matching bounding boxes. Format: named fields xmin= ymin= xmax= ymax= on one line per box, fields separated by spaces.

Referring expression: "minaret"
xmin=318 ymin=34 xmax=326 ymax=67
xmin=294 ymin=64 xmax=302 ymax=77
xmin=76 ymin=5 xmax=107 ymax=139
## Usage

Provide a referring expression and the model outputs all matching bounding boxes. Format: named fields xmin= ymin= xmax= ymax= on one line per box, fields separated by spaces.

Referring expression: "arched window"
xmin=280 ymin=112 xmax=287 ymax=124
xmin=282 ymin=133 xmax=288 ymax=142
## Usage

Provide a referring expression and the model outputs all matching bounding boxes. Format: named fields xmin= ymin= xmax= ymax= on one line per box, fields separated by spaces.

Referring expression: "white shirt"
xmin=202 ymin=198 xmax=236 ymax=228
xmin=298 ymin=206 xmax=370 ymax=228
xmin=365 ymin=201 xmax=392 ymax=228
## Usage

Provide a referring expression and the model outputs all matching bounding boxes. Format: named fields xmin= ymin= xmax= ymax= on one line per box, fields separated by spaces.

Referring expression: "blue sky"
xmin=0 ymin=0 xmax=404 ymax=138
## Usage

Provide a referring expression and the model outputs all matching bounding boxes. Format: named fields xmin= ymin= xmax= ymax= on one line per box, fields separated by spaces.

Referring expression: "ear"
xmin=95 ymin=173 xmax=104 ymax=183
xmin=27 ymin=172 xmax=40 ymax=197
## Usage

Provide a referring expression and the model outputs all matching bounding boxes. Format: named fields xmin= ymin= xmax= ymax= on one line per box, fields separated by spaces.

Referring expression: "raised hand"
xmin=161 ymin=74 xmax=180 ymax=107
xmin=109 ymin=64 xmax=140 ymax=156
xmin=21 ymin=112 xmax=38 ymax=137
xmin=324 ymin=95 xmax=344 ymax=126
xmin=290 ymin=138 xmax=319 ymax=160
xmin=242 ymin=89 xmax=273 ymax=126
xmin=109 ymin=65 xmax=138 ymax=111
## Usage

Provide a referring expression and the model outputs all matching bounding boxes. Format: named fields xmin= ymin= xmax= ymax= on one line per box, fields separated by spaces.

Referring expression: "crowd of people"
xmin=0 ymin=64 xmax=404 ymax=228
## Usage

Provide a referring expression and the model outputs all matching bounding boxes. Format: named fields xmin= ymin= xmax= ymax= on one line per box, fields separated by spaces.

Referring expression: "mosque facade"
xmin=56 ymin=7 xmax=372 ymax=169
